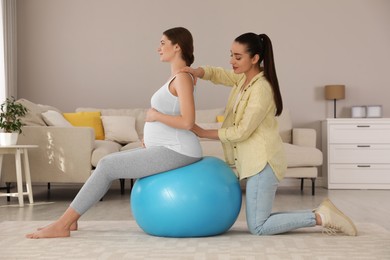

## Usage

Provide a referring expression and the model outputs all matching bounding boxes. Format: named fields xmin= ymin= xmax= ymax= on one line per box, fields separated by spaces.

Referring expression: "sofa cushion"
xmin=42 ymin=110 xmax=73 ymax=127
xmin=121 ymin=141 xmax=143 ymax=151
xmin=101 ymin=116 xmax=139 ymax=144
xmin=91 ymin=140 xmax=122 ymax=167
xmin=17 ymin=99 xmax=61 ymax=126
xmin=285 ymin=167 xmax=317 ymax=178
xmin=276 ymin=109 xmax=293 ymax=144
xmin=283 ymin=143 xmax=323 ymax=167
xmin=63 ymin=111 xmax=105 ymax=140
xmin=292 ymin=128 xmax=316 ymax=147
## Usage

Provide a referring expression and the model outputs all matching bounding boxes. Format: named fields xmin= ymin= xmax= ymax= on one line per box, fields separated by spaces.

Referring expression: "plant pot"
xmin=0 ymin=132 xmax=19 ymax=146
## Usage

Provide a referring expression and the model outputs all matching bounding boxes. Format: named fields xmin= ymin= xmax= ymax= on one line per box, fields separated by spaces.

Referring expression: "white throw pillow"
xmin=41 ymin=110 xmax=73 ymax=127
xmin=101 ymin=116 xmax=139 ymax=144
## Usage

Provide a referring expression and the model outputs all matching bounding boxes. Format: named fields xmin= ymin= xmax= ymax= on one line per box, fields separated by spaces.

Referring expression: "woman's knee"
xmin=96 ymin=155 xmax=116 ymax=169
xmin=94 ymin=156 xmax=119 ymax=179
xmin=246 ymin=210 xmax=268 ymax=236
xmin=247 ymin=220 xmax=268 ymax=236
xmin=247 ymin=218 xmax=258 ymax=235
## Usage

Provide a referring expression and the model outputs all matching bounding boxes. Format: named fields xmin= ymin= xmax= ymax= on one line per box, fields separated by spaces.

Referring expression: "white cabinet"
xmin=322 ymin=118 xmax=390 ymax=189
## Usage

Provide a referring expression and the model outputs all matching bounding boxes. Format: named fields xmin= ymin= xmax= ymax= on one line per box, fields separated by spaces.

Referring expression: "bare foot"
xmin=38 ymin=221 xmax=78 ymax=231
xmin=26 ymin=221 xmax=71 ymax=239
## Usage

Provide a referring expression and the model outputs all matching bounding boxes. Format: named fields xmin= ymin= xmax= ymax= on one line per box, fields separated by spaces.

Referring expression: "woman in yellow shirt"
xmin=183 ymin=33 xmax=357 ymax=236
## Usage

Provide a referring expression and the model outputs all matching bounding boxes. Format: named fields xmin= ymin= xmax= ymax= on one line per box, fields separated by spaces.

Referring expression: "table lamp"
xmin=325 ymin=85 xmax=345 ymax=118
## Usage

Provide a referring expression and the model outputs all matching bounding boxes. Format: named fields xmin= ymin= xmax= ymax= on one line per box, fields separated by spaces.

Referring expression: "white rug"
xmin=1 ymin=221 xmax=389 ymax=259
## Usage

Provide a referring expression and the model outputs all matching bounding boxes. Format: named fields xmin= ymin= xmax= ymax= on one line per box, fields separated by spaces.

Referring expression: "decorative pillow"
xmin=42 ymin=110 xmax=73 ymax=127
xmin=16 ymin=98 xmax=61 ymax=126
xmin=101 ymin=116 xmax=139 ymax=144
xmin=63 ymin=111 xmax=104 ymax=140
xmin=216 ymin=115 xmax=225 ymax=123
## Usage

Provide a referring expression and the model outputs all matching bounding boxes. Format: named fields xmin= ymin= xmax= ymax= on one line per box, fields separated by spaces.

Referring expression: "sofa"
xmin=2 ymin=99 xmax=323 ymax=195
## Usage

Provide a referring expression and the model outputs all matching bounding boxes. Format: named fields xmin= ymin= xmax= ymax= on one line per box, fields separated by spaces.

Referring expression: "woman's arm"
xmin=181 ymin=67 xmax=205 ymax=79
xmin=191 ymin=124 xmax=219 ymax=140
xmin=145 ymin=73 xmax=195 ymax=130
xmin=192 ymin=85 xmax=272 ymax=143
xmin=182 ymin=66 xmax=242 ymax=87
xmin=219 ymin=84 xmax=273 ymax=143
xmin=202 ymin=66 xmax=242 ymax=87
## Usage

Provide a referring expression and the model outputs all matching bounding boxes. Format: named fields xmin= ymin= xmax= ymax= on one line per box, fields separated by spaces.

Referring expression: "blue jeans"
xmin=246 ymin=164 xmax=316 ymax=235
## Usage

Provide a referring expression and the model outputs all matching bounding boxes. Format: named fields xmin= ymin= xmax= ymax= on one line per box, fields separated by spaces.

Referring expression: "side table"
xmin=0 ymin=145 xmax=38 ymax=206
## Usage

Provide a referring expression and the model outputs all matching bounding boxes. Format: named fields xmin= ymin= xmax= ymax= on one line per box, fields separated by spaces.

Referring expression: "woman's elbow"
xmin=182 ymin=120 xmax=195 ymax=130
xmin=183 ymin=122 xmax=195 ymax=130
xmin=229 ymin=130 xmax=251 ymax=143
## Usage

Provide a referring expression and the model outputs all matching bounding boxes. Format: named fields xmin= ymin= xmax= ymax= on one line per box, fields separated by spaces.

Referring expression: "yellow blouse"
xmin=202 ymin=66 xmax=287 ymax=181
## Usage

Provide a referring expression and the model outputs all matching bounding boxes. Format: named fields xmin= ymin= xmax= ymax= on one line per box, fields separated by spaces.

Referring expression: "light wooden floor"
xmin=1 ymin=181 xmax=389 ymax=231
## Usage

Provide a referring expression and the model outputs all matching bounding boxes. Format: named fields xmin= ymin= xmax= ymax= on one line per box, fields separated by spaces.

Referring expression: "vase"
xmin=0 ymin=132 xmax=19 ymax=146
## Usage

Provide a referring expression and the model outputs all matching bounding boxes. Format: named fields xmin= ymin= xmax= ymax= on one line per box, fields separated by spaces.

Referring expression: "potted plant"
xmin=0 ymin=97 xmax=28 ymax=146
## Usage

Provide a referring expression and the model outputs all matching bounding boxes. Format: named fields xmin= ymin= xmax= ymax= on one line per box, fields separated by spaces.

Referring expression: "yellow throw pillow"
xmin=216 ymin=115 xmax=225 ymax=123
xmin=63 ymin=111 xmax=104 ymax=140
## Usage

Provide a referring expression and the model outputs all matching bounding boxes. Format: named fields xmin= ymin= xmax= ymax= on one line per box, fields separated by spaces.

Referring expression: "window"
xmin=0 ymin=1 xmax=6 ymax=102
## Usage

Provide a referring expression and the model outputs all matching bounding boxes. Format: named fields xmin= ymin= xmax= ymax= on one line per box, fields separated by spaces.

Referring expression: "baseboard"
xmin=3 ymin=178 xmax=326 ymax=191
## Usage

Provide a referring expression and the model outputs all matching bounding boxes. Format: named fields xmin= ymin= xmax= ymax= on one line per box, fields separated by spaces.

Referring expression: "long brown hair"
xmin=235 ymin=33 xmax=283 ymax=116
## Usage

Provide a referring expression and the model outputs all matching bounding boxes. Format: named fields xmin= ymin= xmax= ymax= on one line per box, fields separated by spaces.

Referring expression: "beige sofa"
xmin=2 ymin=99 xmax=322 ymax=195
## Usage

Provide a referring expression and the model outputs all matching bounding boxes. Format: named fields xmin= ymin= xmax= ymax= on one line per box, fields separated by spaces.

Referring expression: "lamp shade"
xmin=325 ymin=85 xmax=345 ymax=100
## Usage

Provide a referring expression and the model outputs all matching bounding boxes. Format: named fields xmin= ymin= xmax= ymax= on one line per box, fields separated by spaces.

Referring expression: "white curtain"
xmin=0 ymin=0 xmax=17 ymax=102
xmin=0 ymin=1 xmax=5 ymax=102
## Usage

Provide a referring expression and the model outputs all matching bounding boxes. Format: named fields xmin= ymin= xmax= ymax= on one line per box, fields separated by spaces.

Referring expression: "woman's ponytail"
xmin=235 ymin=33 xmax=283 ymax=116
xmin=258 ymin=34 xmax=283 ymax=116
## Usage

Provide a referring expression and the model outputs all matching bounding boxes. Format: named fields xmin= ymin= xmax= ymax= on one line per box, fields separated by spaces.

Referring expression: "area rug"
xmin=1 ymin=221 xmax=389 ymax=259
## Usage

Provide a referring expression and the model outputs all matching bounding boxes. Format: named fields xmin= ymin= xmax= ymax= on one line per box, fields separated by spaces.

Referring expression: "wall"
xmin=16 ymin=0 xmax=390 ymax=146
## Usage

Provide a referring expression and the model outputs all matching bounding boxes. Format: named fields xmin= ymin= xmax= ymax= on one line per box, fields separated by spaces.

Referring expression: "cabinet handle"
xmin=357 ymin=165 xmax=371 ymax=168
xmin=356 ymin=125 xmax=370 ymax=128
xmin=357 ymin=145 xmax=371 ymax=148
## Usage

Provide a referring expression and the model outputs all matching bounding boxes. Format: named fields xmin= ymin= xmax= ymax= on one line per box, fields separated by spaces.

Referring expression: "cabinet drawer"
xmin=329 ymin=164 xmax=390 ymax=184
xmin=329 ymin=144 xmax=390 ymax=163
xmin=329 ymin=124 xmax=390 ymax=143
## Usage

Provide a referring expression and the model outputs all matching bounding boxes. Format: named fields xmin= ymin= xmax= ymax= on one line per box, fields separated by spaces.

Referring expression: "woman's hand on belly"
xmin=145 ymin=108 xmax=159 ymax=122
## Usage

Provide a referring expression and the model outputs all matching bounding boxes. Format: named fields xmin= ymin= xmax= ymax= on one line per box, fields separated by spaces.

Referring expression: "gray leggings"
xmin=70 ymin=146 xmax=201 ymax=215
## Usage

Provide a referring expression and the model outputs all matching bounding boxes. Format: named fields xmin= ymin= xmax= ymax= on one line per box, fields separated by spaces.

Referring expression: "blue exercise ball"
xmin=130 ymin=156 xmax=242 ymax=238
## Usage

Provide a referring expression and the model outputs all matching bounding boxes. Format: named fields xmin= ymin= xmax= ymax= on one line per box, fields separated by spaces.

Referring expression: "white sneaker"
xmin=315 ymin=198 xmax=358 ymax=236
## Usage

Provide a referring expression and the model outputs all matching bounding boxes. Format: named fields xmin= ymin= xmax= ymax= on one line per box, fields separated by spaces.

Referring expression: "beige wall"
xmin=17 ymin=0 xmax=390 ymax=137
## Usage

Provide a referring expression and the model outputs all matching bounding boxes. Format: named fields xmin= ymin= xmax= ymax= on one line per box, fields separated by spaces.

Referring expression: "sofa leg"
xmin=311 ymin=178 xmax=316 ymax=196
xmin=120 ymin=179 xmax=125 ymax=195
xmin=130 ymin=179 xmax=134 ymax=191
xmin=300 ymin=178 xmax=304 ymax=191
xmin=6 ymin=182 xmax=11 ymax=201
xmin=47 ymin=182 xmax=51 ymax=190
